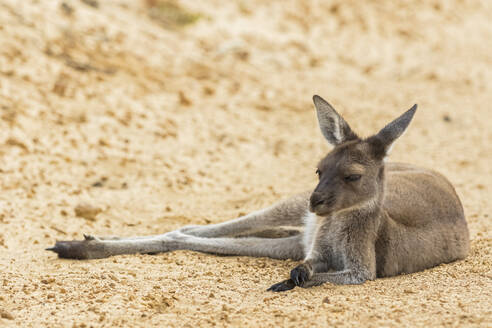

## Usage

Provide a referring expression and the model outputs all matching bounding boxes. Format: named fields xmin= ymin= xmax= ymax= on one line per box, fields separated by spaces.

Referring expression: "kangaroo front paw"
xmin=267 ymin=279 xmax=296 ymax=292
xmin=46 ymin=238 xmax=107 ymax=260
xmin=290 ymin=263 xmax=313 ymax=286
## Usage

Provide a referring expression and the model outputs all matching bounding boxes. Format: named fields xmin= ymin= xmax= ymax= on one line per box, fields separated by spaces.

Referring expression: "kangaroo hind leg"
xmin=179 ymin=191 xmax=310 ymax=238
xmin=47 ymin=231 xmax=305 ymax=260
xmin=46 ymin=192 xmax=310 ymax=260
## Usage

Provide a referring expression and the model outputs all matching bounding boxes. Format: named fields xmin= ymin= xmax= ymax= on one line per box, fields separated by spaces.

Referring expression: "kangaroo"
xmin=47 ymin=95 xmax=469 ymax=292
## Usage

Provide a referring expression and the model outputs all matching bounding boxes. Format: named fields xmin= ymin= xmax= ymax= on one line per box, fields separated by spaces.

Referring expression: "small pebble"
xmin=75 ymin=203 xmax=102 ymax=221
xmin=0 ymin=309 xmax=14 ymax=320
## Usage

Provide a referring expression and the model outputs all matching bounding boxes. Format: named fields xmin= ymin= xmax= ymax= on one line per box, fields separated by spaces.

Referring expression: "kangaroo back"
xmin=376 ymin=163 xmax=469 ymax=277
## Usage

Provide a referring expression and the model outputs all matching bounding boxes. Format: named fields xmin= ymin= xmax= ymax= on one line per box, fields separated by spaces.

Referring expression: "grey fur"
xmin=47 ymin=95 xmax=469 ymax=292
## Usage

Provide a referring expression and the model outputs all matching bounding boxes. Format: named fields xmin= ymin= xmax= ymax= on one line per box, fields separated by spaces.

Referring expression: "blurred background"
xmin=0 ymin=0 xmax=491 ymax=327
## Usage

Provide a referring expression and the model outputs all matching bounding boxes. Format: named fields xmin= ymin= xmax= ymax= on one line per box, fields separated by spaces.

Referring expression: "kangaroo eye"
xmin=316 ymin=169 xmax=321 ymax=176
xmin=344 ymin=174 xmax=361 ymax=182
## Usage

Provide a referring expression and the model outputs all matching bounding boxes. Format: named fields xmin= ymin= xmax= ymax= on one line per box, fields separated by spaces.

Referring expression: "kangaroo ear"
xmin=313 ymin=95 xmax=358 ymax=146
xmin=369 ymin=104 xmax=417 ymax=159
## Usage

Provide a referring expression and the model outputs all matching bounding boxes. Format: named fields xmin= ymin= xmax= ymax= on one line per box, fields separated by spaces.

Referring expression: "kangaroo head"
xmin=310 ymin=95 xmax=417 ymax=216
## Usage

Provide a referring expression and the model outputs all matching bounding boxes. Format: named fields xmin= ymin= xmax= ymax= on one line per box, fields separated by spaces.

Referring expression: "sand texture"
xmin=0 ymin=0 xmax=491 ymax=327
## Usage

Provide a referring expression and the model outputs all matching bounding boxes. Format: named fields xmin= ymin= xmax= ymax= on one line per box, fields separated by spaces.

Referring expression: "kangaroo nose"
xmin=309 ymin=192 xmax=324 ymax=211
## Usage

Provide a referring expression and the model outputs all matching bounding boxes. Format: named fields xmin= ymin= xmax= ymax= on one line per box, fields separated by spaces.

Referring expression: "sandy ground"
xmin=0 ymin=0 xmax=491 ymax=327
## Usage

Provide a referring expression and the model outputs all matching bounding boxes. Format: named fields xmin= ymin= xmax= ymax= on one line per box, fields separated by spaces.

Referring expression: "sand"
xmin=0 ymin=0 xmax=491 ymax=327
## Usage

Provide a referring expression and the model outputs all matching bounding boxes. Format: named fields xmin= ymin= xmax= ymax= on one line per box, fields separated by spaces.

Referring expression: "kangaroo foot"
xmin=46 ymin=234 xmax=107 ymax=259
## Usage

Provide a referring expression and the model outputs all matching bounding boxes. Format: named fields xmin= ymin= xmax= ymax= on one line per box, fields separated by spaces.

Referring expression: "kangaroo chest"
xmin=302 ymin=212 xmax=347 ymax=269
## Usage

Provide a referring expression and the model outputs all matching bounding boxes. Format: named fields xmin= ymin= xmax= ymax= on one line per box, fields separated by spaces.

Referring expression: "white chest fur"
xmin=302 ymin=212 xmax=323 ymax=261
